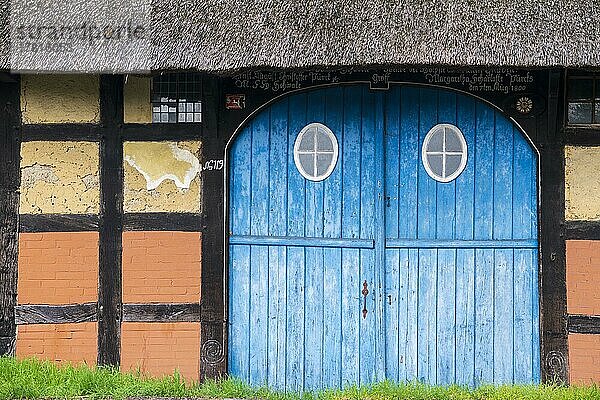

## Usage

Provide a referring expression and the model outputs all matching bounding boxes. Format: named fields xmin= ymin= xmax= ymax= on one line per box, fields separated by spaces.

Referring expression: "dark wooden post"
xmin=540 ymin=70 xmax=569 ymax=384
xmin=0 ymin=76 xmax=21 ymax=356
xmin=199 ymin=77 xmax=227 ymax=380
xmin=98 ymin=75 xmax=124 ymax=366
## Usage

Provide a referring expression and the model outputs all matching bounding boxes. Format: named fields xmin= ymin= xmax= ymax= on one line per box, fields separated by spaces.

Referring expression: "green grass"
xmin=1 ymin=357 xmax=600 ymax=399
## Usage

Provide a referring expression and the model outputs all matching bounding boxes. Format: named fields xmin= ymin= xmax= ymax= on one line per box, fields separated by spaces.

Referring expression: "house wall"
xmin=124 ymin=76 xmax=152 ymax=124
xmin=565 ymin=147 xmax=600 ymax=221
xmin=16 ymin=323 xmax=98 ymax=366
xmin=12 ymin=74 xmax=203 ymax=380
xmin=121 ymin=322 xmax=200 ymax=380
xmin=565 ymin=147 xmax=600 ymax=384
xmin=21 ymin=75 xmax=100 ymax=124
xmin=123 ymin=141 xmax=202 ymax=213
xmin=18 ymin=232 xmax=99 ymax=305
xmin=122 ymin=231 xmax=201 ymax=304
xmin=20 ymin=141 xmax=100 ymax=214
xmin=6 ymin=69 xmax=599 ymax=386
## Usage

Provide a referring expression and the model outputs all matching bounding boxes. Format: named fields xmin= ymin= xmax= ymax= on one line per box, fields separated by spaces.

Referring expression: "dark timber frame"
xmin=0 ymin=75 xmax=21 ymax=356
xmin=98 ymin=75 xmax=125 ymax=366
xmin=3 ymin=68 xmax=592 ymax=384
xmin=7 ymin=74 xmax=207 ymax=376
xmin=539 ymin=71 xmax=569 ymax=383
xmin=562 ymin=71 xmax=600 ymax=342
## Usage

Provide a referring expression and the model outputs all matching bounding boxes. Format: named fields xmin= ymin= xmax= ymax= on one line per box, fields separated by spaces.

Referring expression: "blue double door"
xmin=228 ymin=84 xmax=540 ymax=390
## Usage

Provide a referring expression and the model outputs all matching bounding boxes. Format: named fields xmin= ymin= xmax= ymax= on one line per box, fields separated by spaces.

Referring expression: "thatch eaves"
xmin=2 ymin=0 xmax=600 ymax=72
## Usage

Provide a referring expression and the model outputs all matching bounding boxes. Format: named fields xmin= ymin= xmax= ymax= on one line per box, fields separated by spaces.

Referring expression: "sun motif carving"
xmin=516 ymin=97 xmax=533 ymax=114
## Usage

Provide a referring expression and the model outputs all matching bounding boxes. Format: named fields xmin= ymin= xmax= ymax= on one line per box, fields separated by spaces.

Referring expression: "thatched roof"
xmin=2 ymin=0 xmax=600 ymax=72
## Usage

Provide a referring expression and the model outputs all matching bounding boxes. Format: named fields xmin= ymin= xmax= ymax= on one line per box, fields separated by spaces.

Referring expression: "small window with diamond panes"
xmin=152 ymin=73 xmax=202 ymax=123
xmin=567 ymin=74 xmax=600 ymax=125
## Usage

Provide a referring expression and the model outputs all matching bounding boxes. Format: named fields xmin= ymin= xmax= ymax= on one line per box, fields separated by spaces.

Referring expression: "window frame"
xmin=566 ymin=73 xmax=600 ymax=126
xmin=293 ymin=123 xmax=339 ymax=182
xmin=421 ymin=123 xmax=468 ymax=183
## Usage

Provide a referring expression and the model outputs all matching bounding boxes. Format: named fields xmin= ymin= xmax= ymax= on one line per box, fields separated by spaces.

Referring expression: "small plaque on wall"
xmin=225 ymin=94 xmax=246 ymax=110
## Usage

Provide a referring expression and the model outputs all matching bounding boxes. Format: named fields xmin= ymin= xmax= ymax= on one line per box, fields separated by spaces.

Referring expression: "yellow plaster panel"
xmin=20 ymin=142 xmax=100 ymax=214
xmin=21 ymin=75 xmax=100 ymax=124
xmin=124 ymin=76 xmax=152 ymax=123
xmin=123 ymin=141 xmax=201 ymax=213
xmin=565 ymin=146 xmax=600 ymax=221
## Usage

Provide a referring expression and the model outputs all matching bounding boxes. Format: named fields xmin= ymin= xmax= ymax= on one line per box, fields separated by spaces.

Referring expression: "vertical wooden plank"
xmin=340 ymin=86 xmax=362 ymax=387
xmin=531 ymin=142 xmax=540 ymax=382
xmin=384 ymin=86 xmax=401 ymax=381
xmin=373 ymin=91 xmax=386 ymax=382
xmin=416 ymin=87 xmax=438 ymax=384
xmin=405 ymin=249 xmax=419 ymax=381
xmin=454 ymin=94 xmax=476 ymax=387
xmin=399 ymin=86 xmax=420 ymax=382
xmin=512 ymin=126 xmax=536 ymax=384
xmin=0 ymin=76 xmax=20 ymax=356
xmin=267 ymin=99 xmax=288 ymax=388
xmin=359 ymin=87 xmax=376 ymax=385
xmin=286 ymin=93 xmax=307 ymax=391
xmin=531 ymin=242 xmax=541 ymax=383
xmin=304 ymin=89 xmax=325 ymax=390
xmin=322 ymin=87 xmax=343 ymax=388
xmin=492 ymin=112 xmax=514 ymax=384
xmin=98 ymin=75 xmax=124 ymax=367
xmin=473 ymin=102 xmax=495 ymax=385
xmin=436 ymin=90 xmax=457 ymax=385
xmin=228 ymin=126 xmax=252 ymax=381
xmin=249 ymin=113 xmax=270 ymax=386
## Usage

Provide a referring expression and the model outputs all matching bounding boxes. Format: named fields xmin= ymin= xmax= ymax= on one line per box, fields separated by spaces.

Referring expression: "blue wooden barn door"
xmin=228 ymin=86 xmax=386 ymax=390
xmin=382 ymin=86 xmax=540 ymax=386
xmin=228 ymin=84 xmax=540 ymax=390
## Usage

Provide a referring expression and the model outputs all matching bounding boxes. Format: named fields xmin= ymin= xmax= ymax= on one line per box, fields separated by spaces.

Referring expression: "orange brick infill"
xmin=18 ymin=232 xmax=99 ymax=305
xmin=16 ymin=322 xmax=97 ymax=366
xmin=120 ymin=322 xmax=200 ymax=380
xmin=567 ymin=240 xmax=600 ymax=315
xmin=122 ymin=232 xmax=201 ymax=303
xmin=569 ymin=333 xmax=600 ymax=384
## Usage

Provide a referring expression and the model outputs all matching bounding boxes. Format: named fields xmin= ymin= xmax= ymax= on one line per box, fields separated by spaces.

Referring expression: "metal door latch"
xmin=362 ymin=280 xmax=369 ymax=319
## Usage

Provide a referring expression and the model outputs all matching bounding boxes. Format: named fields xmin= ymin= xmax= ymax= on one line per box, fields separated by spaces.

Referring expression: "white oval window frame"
xmin=421 ymin=123 xmax=468 ymax=183
xmin=293 ymin=123 xmax=339 ymax=182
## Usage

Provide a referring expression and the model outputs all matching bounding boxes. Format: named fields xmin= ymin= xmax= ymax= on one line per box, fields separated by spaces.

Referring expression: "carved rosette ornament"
xmin=201 ymin=339 xmax=225 ymax=365
xmin=545 ymin=350 xmax=567 ymax=383
xmin=516 ymin=96 xmax=534 ymax=114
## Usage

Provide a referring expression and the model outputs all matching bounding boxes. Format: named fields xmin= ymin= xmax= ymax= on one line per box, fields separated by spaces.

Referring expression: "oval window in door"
xmin=294 ymin=123 xmax=339 ymax=181
xmin=422 ymin=123 xmax=468 ymax=183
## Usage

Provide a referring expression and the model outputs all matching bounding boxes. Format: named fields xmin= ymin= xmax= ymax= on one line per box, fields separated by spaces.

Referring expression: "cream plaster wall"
xmin=124 ymin=76 xmax=152 ymax=123
xmin=123 ymin=141 xmax=201 ymax=213
xmin=565 ymin=146 xmax=600 ymax=221
xmin=21 ymin=75 xmax=100 ymax=124
xmin=20 ymin=141 xmax=100 ymax=214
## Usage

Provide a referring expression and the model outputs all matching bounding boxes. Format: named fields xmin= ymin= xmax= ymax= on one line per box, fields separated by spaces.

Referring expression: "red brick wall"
xmin=18 ymin=232 xmax=99 ymax=304
xmin=567 ymin=240 xmax=600 ymax=384
xmin=567 ymin=240 xmax=600 ymax=315
xmin=569 ymin=334 xmax=600 ymax=384
xmin=120 ymin=322 xmax=200 ymax=380
xmin=122 ymin=231 xmax=201 ymax=303
xmin=16 ymin=322 xmax=97 ymax=365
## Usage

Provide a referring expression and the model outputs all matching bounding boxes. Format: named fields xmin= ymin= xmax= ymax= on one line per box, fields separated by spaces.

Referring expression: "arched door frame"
xmin=221 ymin=80 xmax=565 ymax=384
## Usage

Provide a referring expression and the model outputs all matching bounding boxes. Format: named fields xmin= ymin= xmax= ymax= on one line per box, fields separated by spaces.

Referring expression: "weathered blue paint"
xmin=385 ymin=239 xmax=538 ymax=248
xmin=228 ymin=85 xmax=540 ymax=390
xmin=229 ymin=235 xmax=375 ymax=248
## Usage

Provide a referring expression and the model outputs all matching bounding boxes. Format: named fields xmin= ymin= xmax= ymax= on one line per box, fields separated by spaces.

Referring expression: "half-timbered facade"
xmin=1 ymin=0 xmax=600 ymax=390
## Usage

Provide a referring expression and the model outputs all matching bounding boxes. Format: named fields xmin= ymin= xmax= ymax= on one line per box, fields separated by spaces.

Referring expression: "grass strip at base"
xmin=1 ymin=357 xmax=600 ymax=399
